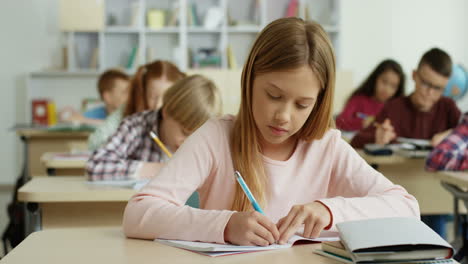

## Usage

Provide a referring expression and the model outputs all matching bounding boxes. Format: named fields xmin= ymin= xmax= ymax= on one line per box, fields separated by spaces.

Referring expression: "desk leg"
xmin=441 ymin=182 xmax=468 ymax=262
xmin=24 ymin=203 xmax=41 ymax=235
xmin=455 ymin=197 xmax=460 ymax=238
xmin=46 ymin=168 xmax=56 ymax=176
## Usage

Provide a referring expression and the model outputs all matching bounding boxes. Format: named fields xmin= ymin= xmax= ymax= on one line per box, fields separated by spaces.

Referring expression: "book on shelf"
xmin=126 ymin=45 xmax=139 ymax=69
xmin=130 ymin=1 xmax=142 ymax=27
xmin=89 ymin=47 xmax=99 ymax=69
xmin=62 ymin=46 xmax=68 ymax=70
xmin=203 ymin=7 xmax=224 ymax=29
xmin=32 ymin=99 xmax=57 ymax=126
xmin=192 ymin=48 xmax=221 ymax=68
xmin=146 ymin=46 xmax=154 ymax=62
xmin=187 ymin=4 xmax=193 ymax=26
xmin=189 ymin=3 xmax=200 ymax=26
xmin=249 ymin=0 xmax=261 ymax=25
xmin=285 ymin=0 xmax=299 ymax=17
xmin=226 ymin=45 xmax=237 ymax=69
xmin=168 ymin=2 xmax=180 ymax=26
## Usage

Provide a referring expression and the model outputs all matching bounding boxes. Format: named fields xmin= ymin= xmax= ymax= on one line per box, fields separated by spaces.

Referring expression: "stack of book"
xmin=316 ymin=218 xmax=456 ymax=263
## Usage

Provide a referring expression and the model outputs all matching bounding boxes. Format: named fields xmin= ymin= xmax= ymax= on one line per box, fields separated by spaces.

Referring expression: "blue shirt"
xmin=83 ymin=106 xmax=107 ymax=120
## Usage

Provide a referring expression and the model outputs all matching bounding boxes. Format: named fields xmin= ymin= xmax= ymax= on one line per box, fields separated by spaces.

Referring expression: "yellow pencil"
xmin=149 ymin=131 xmax=172 ymax=158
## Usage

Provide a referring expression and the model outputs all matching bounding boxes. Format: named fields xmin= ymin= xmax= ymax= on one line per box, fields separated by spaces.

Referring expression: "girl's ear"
xmin=161 ymin=106 xmax=168 ymax=119
xmin=102 ymin=90 xmax=111 ymax=105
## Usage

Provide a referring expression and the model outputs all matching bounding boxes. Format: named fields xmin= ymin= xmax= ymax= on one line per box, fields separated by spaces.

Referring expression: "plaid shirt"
xmin=426 ymin=113 xmax=468 ymax=171
xmin=86 ymin=110 xmax=167 ymax=180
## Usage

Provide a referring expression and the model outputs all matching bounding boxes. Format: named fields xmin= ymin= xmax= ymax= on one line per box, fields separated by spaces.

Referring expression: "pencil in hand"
xmin=149 ymin=131 xmax=172 ymax=158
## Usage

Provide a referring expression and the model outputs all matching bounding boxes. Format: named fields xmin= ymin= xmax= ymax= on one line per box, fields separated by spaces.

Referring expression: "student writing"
xmin=336 ymin=59 xmax=405 ymax=131
xmin=351 ymin=48 xmax=461 ymax=148
xmin=122 ymin=18 xmax=419 ymax=246
xmin=88 ymin=60 xmax=185 ymax=151
xmin=86 ymin=74 xmax=222 ymax=180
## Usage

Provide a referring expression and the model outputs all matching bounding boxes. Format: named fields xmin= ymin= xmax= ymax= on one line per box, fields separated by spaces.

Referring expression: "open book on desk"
xmin=397 ymin=137 xmax=432 ymax=149
xmin=155 ymin=230 xmax=339 ymax=257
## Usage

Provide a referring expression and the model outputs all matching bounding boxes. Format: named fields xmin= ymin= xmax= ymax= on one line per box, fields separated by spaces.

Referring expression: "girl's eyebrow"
xmin=268 ymin=82 xmax=316 ymax=101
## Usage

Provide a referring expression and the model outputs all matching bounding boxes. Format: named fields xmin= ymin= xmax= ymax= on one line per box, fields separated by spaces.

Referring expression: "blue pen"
xmin=356 ymin=112 xmax=369 ymax=120
xmin=234 ymin=171 xmax=265 ymax=215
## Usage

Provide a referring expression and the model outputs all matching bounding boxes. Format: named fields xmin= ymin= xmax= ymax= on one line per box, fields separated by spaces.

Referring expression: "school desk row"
xmin=17 ymin=128 xmax=466 ymax=222
xmin=7 ymin=172 xmax=466 ymax=264
xmin=18 ymin=171 xmax=467 ymax=233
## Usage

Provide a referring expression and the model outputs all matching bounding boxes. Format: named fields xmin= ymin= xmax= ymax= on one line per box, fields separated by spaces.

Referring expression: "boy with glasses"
xmin=351 ymin=48 xmax=461 ymax=239
xmin=351 ymin=48 xmax=461 ymax=148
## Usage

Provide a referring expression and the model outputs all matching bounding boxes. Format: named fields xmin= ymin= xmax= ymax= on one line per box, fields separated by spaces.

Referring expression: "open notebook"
xmin=155 ymin=230 xmax=339 ymax=257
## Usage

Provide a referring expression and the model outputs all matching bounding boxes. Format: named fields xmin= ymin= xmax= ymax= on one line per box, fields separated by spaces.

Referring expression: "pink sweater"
xmin=123 ymin=116 xmax=420 ymax=243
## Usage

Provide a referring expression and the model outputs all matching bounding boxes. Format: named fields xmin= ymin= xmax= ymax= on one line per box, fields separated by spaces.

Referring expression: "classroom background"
xmin=0 ymin=0 xmax=468 ymax=256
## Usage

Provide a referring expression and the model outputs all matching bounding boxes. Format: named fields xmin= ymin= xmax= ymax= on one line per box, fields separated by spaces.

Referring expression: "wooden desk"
xmin=40 ymin=152 xmax=87 ymax=176
xmin=16 ymin=129 xmax=90 ymax=177
xmin=358 ymin=151 xmax=462 ymax=214
xmin=0 ymin=227 xmax=337 ymax=264
xmin=435 ymin=172 xmax=468 ymax=189
xmin=18 ymin=177 xmax=135 ymax=229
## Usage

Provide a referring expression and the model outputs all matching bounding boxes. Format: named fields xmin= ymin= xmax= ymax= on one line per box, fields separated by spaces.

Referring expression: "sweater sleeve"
xmin=122 ymin=119 xmax=235 ymax=243
xmin=336 ymin=96 xmax=364 ymax=131
xmin=447 ymin=99 xmax=462 ymax=128
xmin=318 ymin=135 xmax=420 ymax=229
xmin=350 ymin=104 xmax=391 ymax=148
xmin=88 ymin=108 xmax=123 ymax=152
xmin=426 ymin=114 xmax=468 ymax=171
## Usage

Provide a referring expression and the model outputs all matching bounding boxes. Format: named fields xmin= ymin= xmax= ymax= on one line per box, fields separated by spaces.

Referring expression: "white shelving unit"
xmin=24 ymin=0 xmax=342 ymax=123
xmin=59 ymin=0 xmax=341 ymax=73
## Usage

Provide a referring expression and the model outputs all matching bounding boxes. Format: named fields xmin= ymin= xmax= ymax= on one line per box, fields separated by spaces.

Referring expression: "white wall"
xmin=0 ymin=0 xmax=62 ymax=185
xmin=0 ymin=0 xmax=467 ymax=184
xmin=341 ymin=0 xmax=468 ymax=93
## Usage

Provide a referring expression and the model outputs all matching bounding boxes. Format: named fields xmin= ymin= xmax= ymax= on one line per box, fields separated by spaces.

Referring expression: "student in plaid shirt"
xmin=426 ymin=112 xmax=468 ymax=171
xmin=86 ymin=75 xmax=223 ymax=181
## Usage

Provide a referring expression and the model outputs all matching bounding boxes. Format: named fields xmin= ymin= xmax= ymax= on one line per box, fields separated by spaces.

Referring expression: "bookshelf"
xmin=58 ymin=0 xmax=341 ymax=72
xmin=24 ymin=0 xmax=343 ymax=123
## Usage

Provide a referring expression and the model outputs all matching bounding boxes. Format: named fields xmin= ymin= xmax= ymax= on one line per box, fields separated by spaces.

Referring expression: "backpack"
xmin=2 ymin=165 xmax=27 ymax=255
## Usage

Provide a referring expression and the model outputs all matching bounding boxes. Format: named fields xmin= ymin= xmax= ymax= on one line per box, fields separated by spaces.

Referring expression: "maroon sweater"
xmin=351 ymin=95 xmax=461 ymax=148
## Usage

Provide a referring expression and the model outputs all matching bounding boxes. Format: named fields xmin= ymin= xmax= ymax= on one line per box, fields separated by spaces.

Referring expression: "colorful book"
xmin=285 ymin=0 xmax=299 ymax=17
xmin=126 ymin=46 xmax=138 ymax=69
xmin=227 ymin=45 xmax=237 ymax=69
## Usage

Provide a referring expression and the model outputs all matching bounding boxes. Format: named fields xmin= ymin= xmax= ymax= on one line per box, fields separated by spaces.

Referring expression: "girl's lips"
xmin=269 ymin=126 xmax=288 ymax=135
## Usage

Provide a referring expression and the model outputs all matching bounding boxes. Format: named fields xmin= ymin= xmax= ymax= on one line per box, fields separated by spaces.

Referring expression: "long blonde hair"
xmin=163 ymin=74 xmax=223 ymax=132
xmin=230 ymin=18 xmax=336 ymax=212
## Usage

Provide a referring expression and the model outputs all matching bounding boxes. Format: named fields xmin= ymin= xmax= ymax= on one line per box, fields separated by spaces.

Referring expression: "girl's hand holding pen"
xmin=276 ymin=201 xmax=331 ymax=244
xmin=224 ymin=211 xmax=280 ymax=246
xmin=375 ymin=118 xmax=396 ymax=145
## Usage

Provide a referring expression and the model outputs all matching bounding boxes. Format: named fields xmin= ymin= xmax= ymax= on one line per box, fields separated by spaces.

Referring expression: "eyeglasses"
xmin=416 ymin=71 xmax=444 ymax=93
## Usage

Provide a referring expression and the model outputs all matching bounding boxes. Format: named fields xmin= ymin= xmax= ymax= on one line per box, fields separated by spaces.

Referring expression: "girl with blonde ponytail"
xmin=123 ymin=18 xmax=419 ymax=246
